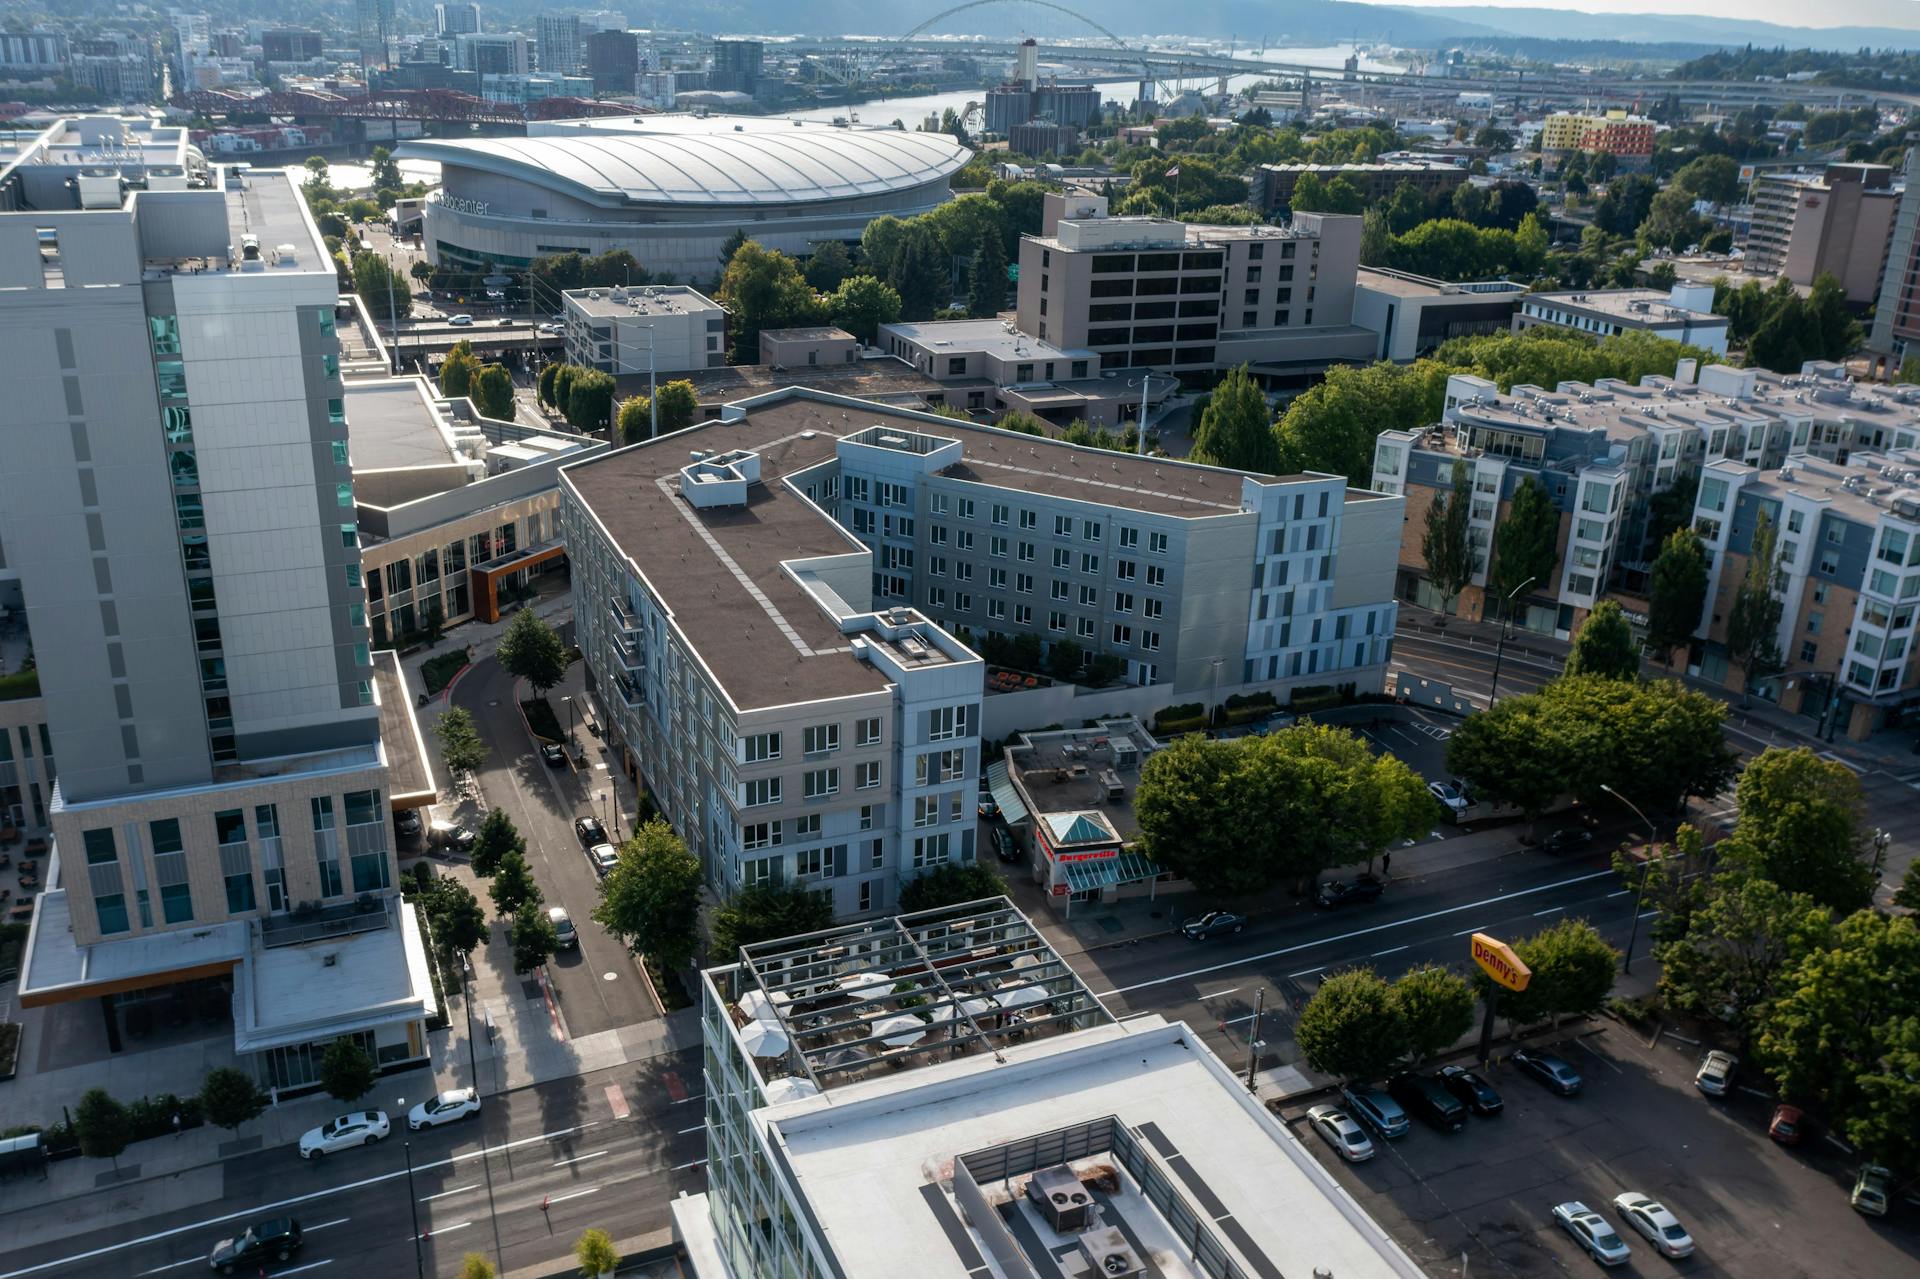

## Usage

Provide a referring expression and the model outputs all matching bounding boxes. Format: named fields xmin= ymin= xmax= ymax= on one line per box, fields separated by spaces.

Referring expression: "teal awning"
xmin=1063 ymin=851 xmax=1159 ymax=894
xmin=986 ymin=761 xmax=1029 ymax=825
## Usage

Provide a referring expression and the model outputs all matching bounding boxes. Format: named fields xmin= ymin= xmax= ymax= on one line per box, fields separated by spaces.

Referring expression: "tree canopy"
xmin=1719 ymin=746 xmax=1872 ymax=912
xmin=1655 ymin=873 xmax=1834 ymax=1051
xmin=1565 ymin=601 xmax=1640 ymax=681
xmin=319 ymin=1038 xmax=377 ymax=1103
xmin=721 ymin=241 xmax=826 ymax=363
xmin=594 ymin=819 xmax=703 ymax=974
xmin=1645 ymin=528 xmax=1709 ymax=665
xmin=710 ymin=884 xmax=834 ymax=958
xmin=827 ymin=274 xmax=902 ymax=344
xmin=1486 ymin=476 xmax=1559 ymax=614
xmin=1295 ymin=969 xmax=1407 ymax=1082
xmin=1420 ymin=459 xmax=1474 ymax=613
xmin=1189 ymin=365 xmax=1278 ymax=473
xmin=1489 ymin=918 xmax=1618 ymax=1026
xmin=496 ymin=608 xmax=568 ymax=696
xmin=1273 ymin=359 xmax=1451 ymax=488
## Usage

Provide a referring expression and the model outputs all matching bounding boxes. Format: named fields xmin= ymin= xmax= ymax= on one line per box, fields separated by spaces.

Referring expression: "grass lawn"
xmin=421 ymin=646 xmax=471 ymax=696
xmin=521 ymin=695 xmax=564 ymax=742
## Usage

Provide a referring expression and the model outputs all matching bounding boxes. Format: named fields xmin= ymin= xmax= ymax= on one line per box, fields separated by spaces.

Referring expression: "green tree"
xmin=1048 ymin=637 xmax=1085 ymax=681
xmin=74 ymin=1089 xmax=131 ymax=1165
xmin=1393 ymin=965 xmax=1476 ymax=1062
xmin=1513 ymin=212 xmax=1549 ymax=274
xmin=1898 ymin=355 xmax=1920 ymax=386
xmin=424 ymin=876 xmax=488 ymax=976
xmin=886 ymin=222 xmax=949 ymax=322
xmin=594 ymin=819 xmax=702 ymax=974
xmin=898 ymin=861 xmax=1005 ymax=912
xmin=1642 ymin=184 xmax=1705 ymax=252
xmin=1550 ymin=674 xmax=1737 ymax=814
xmin=488 ymin=848 xmax=543 ymax=920
xmin=1445 ymin=693 xmax=1576 ymax=821
xmin=617 ymin=394 xmax=654 ymax=445
xmin=469 ymin=807 xmax=522 ymax=878
xmin=410 ymin=259 xmax=433 ymax=284
xmin=721 ymin=241 xmax=826 ymax=362
xmin=805 ymin=240 xmax=853 ymax=293
xmin=350 ymin=250 xmax=412 ymax=320
xmin=859 ymin=215 xmax=907 ymax=277
xmin=710 ymin=884 xmax=833 ymax=957
xmin=653 ymin=379 xmax=699 ymax=434
xmin=966 ymin=233 xmax=1009 ymax=319
xmin=1274 ymin=359 xmax=1451 ymax=487
xmin=368 ymin=146 xmax=402 ymax=193
xmin=1726 ymin=509 xmax=1785 ymax=704
xmin=1295 ymin=969 xmax=1408 ymax=1082
xmin=1644 ymin=473 xmax=1699 ymax=554
xmin=538 ymin=361 xmax=561 ymax=407
xmin=1672 ymin=154 xmax=1739 ymax=206
xmin=718 ymin=228 xmax=748 ymax=269
xmin=458 ymin=1255 xmax=497 ymax=1279
xmin=1894 ymin=859 xmax=1920 ymax=910
xmin=471 ymin=364 xmax=515 ymax=421
xmin=439 ymin=340 xmax=480 ymax=400
xmin=1806 ymin=271 xmax=1864 ymax=361
xmin=1645 ymin=527 xmax=1708 ymax=667
xmin=1358 ymin=206 xmax=1394 ymax=266
xmin=510 ymin=907 xmax=558 ymax=974
xmin=1494 ymin=918 xmax=1618 ymax=1027
xmin=496 ymin=608 xmax=568 ymax=696
xmin=1655 ymin=873 xmax=1834 ymax=1051
xmin=319 ymin=1038 xmax=377 ymax=1104
xmin=1421 ymin=460 xmax=1474 ymax=614
xmin=1488 ymin=476 xmax=1559 ymax=616
xmin=565 ymin=368 xmax=616 ymax=433
xmin=434 ymin=705 xmax=488 ymax=776
xmin=574 ymin=1228 xmax=621 ymax=1277
xmin=1565 ymin=600 xmax=1640 ymax=681
xmin=1188 ymin=365 xmax=1279 ymax=473
xmin=826 ymin=274 xmax=902 ymax=345
xmin=1720 ymin=746 xmax=1872 ymax=912
xmin=198 ymin=1066 xmax=268 ymax=1134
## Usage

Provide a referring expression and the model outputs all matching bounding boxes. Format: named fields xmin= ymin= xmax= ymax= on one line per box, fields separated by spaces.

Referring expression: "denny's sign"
xmin=1470 ymin=933 xmax=1531 ymax=992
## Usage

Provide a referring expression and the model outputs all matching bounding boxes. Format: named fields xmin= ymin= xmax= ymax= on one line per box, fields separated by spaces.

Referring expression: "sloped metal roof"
xmin=400 ymin=116 xmax=970 ymax=208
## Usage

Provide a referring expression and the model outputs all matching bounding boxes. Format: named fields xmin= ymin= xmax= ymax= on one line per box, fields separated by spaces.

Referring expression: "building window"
xmin=912 ymin=833 xmax=951 ymax=868
xmin=857 ymin=760 xmax=881 ymax=789
xmin=803 ymin=724 xmax=840 ymax=755
xmin=803 ymin=768 xmax=840 ymax=800
xmin=744 ymin=822 xmax=778 ymax=851
xmin=856 ymin=716 xmax=882 ymax=746
xmin=312 ymin=797 xmax=343 ymax=897
xmin=343 ymin=789 xmax=391 ymax=893
xmin=744 ymin=732 xmax=781 ymax=763
xmin=859 ymin=805 xmax=877 ymax=831
xmin=744 ymin=778 xmax=782 ymax=807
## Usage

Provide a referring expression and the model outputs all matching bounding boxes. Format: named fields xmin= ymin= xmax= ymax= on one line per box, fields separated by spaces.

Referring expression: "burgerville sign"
xmin=1470 ymin=933 xmax=1531 ymax=992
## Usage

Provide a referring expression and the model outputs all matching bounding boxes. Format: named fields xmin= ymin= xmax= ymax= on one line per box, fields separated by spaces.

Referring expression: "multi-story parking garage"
xmin=398 ymin=113 xmax=971 ymax=281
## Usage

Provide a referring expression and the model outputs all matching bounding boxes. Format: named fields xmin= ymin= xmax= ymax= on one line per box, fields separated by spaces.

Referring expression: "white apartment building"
xmin=564 ymin=390 xmax=1402 ymax=918
xmin=562 ymin=284 xmax=727 ymax=376
xmin=686 ymin=900 xmax=1424 ymax=1279
xmin=1513 ymin=282 xmax=1730 ymax=357
xmin=1 ymin=119 xmax=435 ymax=1090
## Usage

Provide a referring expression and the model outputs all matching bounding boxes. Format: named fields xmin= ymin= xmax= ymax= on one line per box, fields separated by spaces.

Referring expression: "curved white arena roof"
xmin=399 ymin=115 xmax=971 ymax=208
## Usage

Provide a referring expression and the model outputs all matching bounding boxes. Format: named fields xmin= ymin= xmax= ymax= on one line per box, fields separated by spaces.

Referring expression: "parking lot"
xmin=1284 ymin=1023 xmax=1920 ymax=1277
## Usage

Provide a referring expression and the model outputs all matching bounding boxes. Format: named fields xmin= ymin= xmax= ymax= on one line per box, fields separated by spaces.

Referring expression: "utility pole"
xmin=1602 ymin=783 xmax=1659 ymax=974
xmin=1244 ymin=987 xmax=1264 ymax=1091
xmin=1487 ymin=575 xmax=1537 ymax=707
xmin=463 ymin=961 xmax=506 ymax=1270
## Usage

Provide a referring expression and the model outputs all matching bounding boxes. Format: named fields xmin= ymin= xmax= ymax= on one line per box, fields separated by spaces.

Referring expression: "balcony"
xmin=259 ymin=895 xmax=390 ymax=949
xmin=614 ymin=669 xmax=642 ymax=708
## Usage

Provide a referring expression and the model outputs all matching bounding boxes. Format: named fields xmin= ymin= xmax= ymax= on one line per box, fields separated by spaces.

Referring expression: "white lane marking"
xmin=1372 ymin=945 xmax=1409 ymax=957
xmin=1096 ymin=869 xmax=1616 ymax=996
xmin=136 ymin=1260 xmax=202 ymax=1275
xmin=1288 ymin=966 xmax=1326 ymax=978
xmin=277 ymin=1265 xmax=333 ymax=1277
xmin=1199 ymin=986 xmax=1243 ymax=1000
xmin=552 ymin=1149 xmax=609 ymax=1168
xmin=671 ymin=1158 xmax=707 ymax=1171
xmin=670 ymin=1092 xmax=706 ymax=1105
xmin=420 ymin=1183 xmax=479 ymax=1202
xmin=677 ymin=1124 xmax=705 ymax=1135
xmin=306 ymin=1219 xmax=351 ymax=1232
xmin=0 ymin=1124 xmax=598 ymax=1279
xmin=543 ymin=1187 xmax=601 ymax=1206
xmin=1534 ymin=906 xmax=1565 ymax=917
xmin=1607 ymin=889 xmax=1632 ymax=898
xmin=1451 ymin=924 xmax=1488 ymax=936
xmin=1638 ymin=909 xmax=1661 ymax=919
xmin=423 ymin=1221 xmax=471 ymax=1237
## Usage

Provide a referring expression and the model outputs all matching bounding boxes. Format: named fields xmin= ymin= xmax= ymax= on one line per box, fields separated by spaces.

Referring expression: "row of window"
xmin=741 ymin=717 xmax=884 ymax=764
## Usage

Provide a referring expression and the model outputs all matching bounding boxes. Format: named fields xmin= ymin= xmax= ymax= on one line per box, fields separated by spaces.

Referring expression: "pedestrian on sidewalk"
xmin=1381 ymin=852 xmax=1392 ymax=877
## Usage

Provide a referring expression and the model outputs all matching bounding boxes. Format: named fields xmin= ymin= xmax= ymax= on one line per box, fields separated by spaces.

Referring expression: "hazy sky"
xmin=1346 ymin=0 xmax=1920 ymax=31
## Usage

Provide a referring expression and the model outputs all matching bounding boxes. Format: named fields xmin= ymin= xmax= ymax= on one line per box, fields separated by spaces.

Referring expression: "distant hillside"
xmin=1379 ymin=7 xmax=1920 ymax=53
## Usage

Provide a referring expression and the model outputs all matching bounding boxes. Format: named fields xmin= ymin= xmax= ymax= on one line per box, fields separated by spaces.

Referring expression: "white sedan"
xmin=298 ymin=1110 xmax=390 ymax=1158
xmin=1552 ymin=1201 xmax=1631 ymax=1266
xmin=408 ymin=1088 xmax=482 ymax=1131
xmin=1305 ymin=1104 xmax=1375 ymax=1163
xmin=1612 ymin=1192 xmax=1695 ymax=1259
xmin=1428 ymin=781 xmax=1470 ymax=813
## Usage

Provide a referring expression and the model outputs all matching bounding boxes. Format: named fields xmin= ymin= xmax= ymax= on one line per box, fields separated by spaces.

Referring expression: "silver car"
xmin=1552 ymin=1201 xmax=1631 ymax=1267
xmin=1694 ymin=1050 xmax=1737 ymax=1096
xmin=1305 ymin=1104 xmax=1375 ymax=1163
xmin=1612 ymin=1192 xmax=1694 ymax=1259
xmin=297 ymin=1110 xmax=390 ymax=1159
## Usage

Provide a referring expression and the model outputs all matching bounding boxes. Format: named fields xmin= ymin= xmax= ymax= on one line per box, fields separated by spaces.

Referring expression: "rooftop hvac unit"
xmin=1025 ymin=1165 xmax=1094 ymax=1233
xmin=1111 ymin=740 xmax=1139 ymax=770
xmin=1075 ymin=1227 xmax=1143 ymax=1279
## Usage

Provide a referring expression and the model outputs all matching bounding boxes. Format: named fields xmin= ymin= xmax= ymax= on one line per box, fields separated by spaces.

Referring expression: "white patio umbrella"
xmin=761 ymin=1076 xmax=822 ymax=1104
xmin=736 ymin=987 xmax=787 ymax=1022
xmin=958 ymin=996 xmax=998 ymax=1020
xmin=738 ymin=1018 xmax=791 ymax=1059
xmin=995 ymin=982 xmax=1050 ymax=1011
xmin=873 ymin=1014 xmax=929 ymax=1048
xmin=838 ymin=972 xmax=893 ymax=1000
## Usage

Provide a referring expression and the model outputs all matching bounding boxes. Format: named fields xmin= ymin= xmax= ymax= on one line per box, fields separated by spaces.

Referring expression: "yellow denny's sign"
xmin=1470 ymin=933 xmax=1531 ymax=992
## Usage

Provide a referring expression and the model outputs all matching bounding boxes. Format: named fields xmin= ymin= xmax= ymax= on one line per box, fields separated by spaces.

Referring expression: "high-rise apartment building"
xmin=1 ymin=118 xmax=435 ymax=1090
xmin=563 ymin=389 xmax=1400 ymax=919
xmin=169 ymin=10 xmax=210 ymax=84
xmin=435 ymin=2 xmax=481 ymax=37
xmin=356 ymin=0 xmax=397 ymax=71
xmin=535 ymin=13 xmax=584 ymax=77
xmin=1868 ymin=149 xmax=1920 ymax=371
xmin=585 ymin=27 xmax=641 ymax=95
xmin=1538 ymin=109 xmax=1655 ymax=157
xmin=0 ymin=31 xmax=69 ymax=75
xmin=454 ymin=32 xmax=528 ymax=76
xmin=1014 ymin=196 xmax=1376 ymax=381
xmin=708 ymin=38 xmax=763 ymax=95
xmin=1746 ymin=163 xmax=1900 ymax=305
xmin=261 ymin=29 xmax=324 ymax=63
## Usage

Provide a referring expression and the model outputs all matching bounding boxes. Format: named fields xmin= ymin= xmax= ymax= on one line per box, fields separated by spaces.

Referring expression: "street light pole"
xmin=399 ymin=1107 xmax=425 ymax=1279
xmin=1601 ymin=783 xmax=1659 ymax=974
xmin=1487 ymin=575 xmax=1537 ymax=708
xmin=463 ymin=961 xmax=507 ymax=1270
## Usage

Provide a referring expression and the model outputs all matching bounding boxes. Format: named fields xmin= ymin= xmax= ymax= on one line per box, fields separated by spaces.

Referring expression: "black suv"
xmin=208 ymin=1217 xmax=302 ymax=1273
xmin=1438 ymin=1065 xmax=1504 ymax=1116
xmin=1315 ymin=874 xmax=1384 ymax=909
xmin=573 ymin=815 xmax=608 ymax=847
xmin=1388 ymin=1072 xmax=1468 ymax=1133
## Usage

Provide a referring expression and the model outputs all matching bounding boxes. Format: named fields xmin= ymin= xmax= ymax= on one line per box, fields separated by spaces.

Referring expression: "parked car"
xmin=1611 ymin=1192 xmax=1695 ymax=1259
xmin=394 ymin=808 xmax=423 ymax=839
xmin=540 ymin=742 xmax=568 ymax=768
xmin=1180 ymin=910 xmax=1245 ymax=940
xmin=549 ymin=905 xmax=578 ymax=949
xmin=1768 ymin=1103 xmax=1806 ymax=1145
xmin=588 ymin=843 xmax=619 ymax=877
xmin=978 ymin=797 xmax=1001 ymax=819
xmin=495 ymin=316 xmax=514 ymax=326
xmin=1438 ymin=1065 xmax=1504 ymax=1116
xmin=1338 ymin=1085 xmax=1410 ymax=1140
xmin=1512 ymin=1048 xmax=1583 ymax=1096
xmin=1315 ymin=875 xmax=1384 ymax=909
xmin=427 ymin=820 xmax=474 ymax=852
xmin=1428 ymin=781 xmax=1470 ymax=814
xmin=1537 ymin=828 xmax=1595 ymax=854
xmin=407 ymin=1088 xmax=480 ymax=1132
xmin=1389 ymin=1072 xmax=1468 ymax=1133
xmin=1851 ymin=1165 xmax=1893 ymax=1217
xmin=1552 ymin=1201 xmax=1631 ymax=1266
xmin=207 ymin=1217 xmax=302 ymax=1274
xmin=298 ymin=1111 xmax=390 ymax=1159
xmin=573 ymin=815 xmax=608 ymax=847
xmin=1305 ymin=1104 xmax=1375 ymax=1163
xmin=991 ymin=824 xmax=1019 ymax=864
xmin=1695 ymin=1050 xmax=1738 ymax=1096
xmin=447 ymin=313 xmax=473 ymax=326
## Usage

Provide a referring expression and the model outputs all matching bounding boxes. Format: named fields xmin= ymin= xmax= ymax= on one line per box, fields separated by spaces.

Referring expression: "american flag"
xmin=1165 ymin=165 xmax=1181 ymax=177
